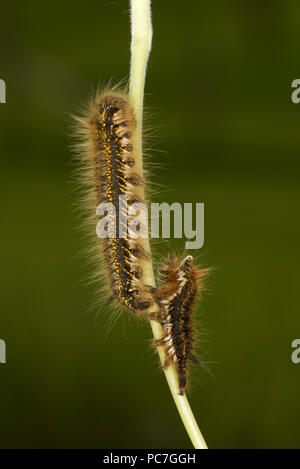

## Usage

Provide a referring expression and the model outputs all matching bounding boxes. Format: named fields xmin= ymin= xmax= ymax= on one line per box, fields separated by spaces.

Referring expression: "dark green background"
xmin=0 ymin=0 xmax=299 ymax=448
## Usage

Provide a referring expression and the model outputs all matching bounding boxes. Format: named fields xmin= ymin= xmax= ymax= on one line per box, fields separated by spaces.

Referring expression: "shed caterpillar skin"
xmin=75 ymin=89 xmax=153 ymax=314
xmin=150 ymin=255 xmax=207 ymax=394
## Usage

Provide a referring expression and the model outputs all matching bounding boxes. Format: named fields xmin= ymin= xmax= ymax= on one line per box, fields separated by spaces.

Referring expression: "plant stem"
xmin=128 ymin=0 xmax=208 ymax=450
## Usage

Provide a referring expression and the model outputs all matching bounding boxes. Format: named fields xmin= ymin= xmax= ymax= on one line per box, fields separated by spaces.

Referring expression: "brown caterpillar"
xmin=74 ymin=89 xmax=153 ymax=314
xmin=150 ymin=255 xmax=208 ymax=394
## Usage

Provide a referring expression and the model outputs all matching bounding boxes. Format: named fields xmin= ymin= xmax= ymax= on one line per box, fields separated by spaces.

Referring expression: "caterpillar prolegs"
xmin=150 ymin=255 xmax=208 ymax=394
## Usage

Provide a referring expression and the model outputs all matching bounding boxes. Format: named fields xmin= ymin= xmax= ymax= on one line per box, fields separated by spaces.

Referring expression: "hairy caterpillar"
xmin=74 ymin=89 xmax=153 ymax=314
xmin=150 ymin=255 xmax=207 ymax=394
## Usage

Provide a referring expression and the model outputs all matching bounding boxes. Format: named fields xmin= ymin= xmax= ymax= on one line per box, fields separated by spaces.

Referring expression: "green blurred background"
xmin=0 ymin=0 xmax=300 ymax=448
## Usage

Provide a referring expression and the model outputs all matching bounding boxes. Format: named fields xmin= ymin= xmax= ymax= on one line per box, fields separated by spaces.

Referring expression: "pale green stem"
xmin=128 ymin=0 xmax=208 ymax=450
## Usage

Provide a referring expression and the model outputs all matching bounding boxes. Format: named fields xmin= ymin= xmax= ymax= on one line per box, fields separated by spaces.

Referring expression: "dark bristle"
xmin=188 ymin=353 xmax=200 ymax=364
xmin=178 ymin=373 xmax=187 ymax=395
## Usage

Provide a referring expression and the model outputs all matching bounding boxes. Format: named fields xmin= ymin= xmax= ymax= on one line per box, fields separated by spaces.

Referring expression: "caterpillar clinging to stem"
xmin=150 ymin=255 xmax=208 ymax=395
xmin=75 ymin=90 xmax=153 ymax=314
